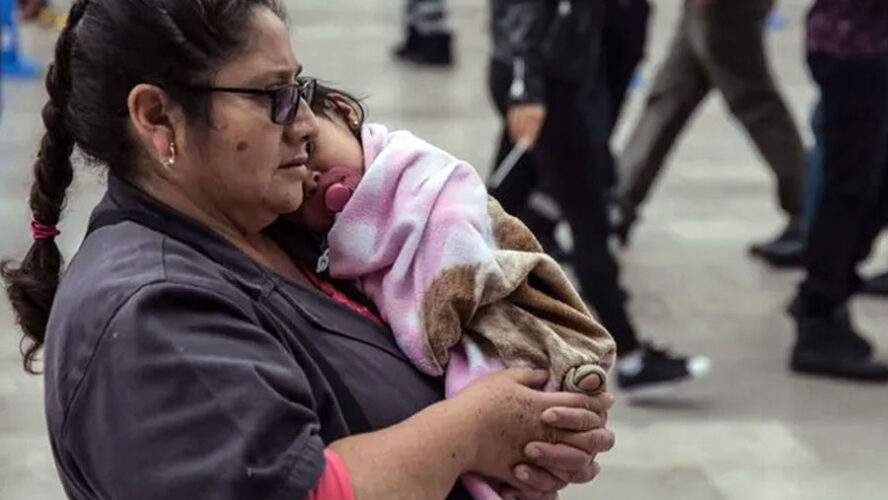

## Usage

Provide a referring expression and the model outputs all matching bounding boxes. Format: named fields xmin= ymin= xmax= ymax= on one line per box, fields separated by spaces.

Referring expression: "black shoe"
xmin=616 ymin=344 xmax=710 ymax=396
xmin=791 ymin=312 xmax=888 ymax=381
xmin=787 ymin=298 xmax=873 ymax=358
xmin=861 ymin=271 xmax=888 ymax=297
xmin=393 ymin=31 xmax=453 ymax=67
xmin=749 ymin=218 xmax=806 ymax=268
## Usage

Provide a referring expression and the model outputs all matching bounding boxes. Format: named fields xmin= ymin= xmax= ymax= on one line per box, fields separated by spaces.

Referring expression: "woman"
xmin=0 ymin=1 xmax=615 ymax=499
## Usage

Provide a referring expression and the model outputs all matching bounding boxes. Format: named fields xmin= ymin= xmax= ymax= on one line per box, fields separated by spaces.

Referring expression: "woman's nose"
xmin=285 ymin=101 xmax=319 ymax=147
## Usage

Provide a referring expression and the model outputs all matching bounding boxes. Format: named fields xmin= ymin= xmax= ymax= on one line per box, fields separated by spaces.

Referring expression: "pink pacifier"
xmin=324 ymin=182 xmax=353 ymax=213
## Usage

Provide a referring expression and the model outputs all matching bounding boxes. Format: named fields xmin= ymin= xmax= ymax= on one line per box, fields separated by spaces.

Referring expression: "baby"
xmin=287 ymin=82 xmax=616 ymax=498
xmin=290 ymin=80 xmax=616 ymax=391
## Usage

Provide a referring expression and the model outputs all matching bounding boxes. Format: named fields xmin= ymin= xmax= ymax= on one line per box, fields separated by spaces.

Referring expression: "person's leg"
xmin=538 ymin=80 xmax=639 ymax=355
xmin=791 ymin=53 xmax=888 ymax=380
xmin=852 ymin=134 xmax=888 ymax=297
xmin=693 ymin=0 xmax=806 ymax=225
xmin=805 ymin=99 xmax=825 ymax=234
xmin=538 ymin=77 xmax=709 ymax=393
xmin=605 ymin=0 xmax=652 ymax=131
xmin=617 ymin=2 xmax=711 ymax=242
xmin=602 ymin=0 xmax=652 ymax=196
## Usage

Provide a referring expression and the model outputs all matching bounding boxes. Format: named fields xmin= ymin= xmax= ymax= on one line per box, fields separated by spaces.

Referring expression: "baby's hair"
xmin=307 ymin=80 xmax=367 ymax=136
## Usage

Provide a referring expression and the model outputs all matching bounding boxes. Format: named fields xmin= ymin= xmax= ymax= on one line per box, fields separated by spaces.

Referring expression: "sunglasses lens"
xmin=273 ymin=85 xmax=299 ymax=124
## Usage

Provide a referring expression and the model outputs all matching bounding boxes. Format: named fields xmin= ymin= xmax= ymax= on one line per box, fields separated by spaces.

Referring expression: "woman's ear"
xmin=127 ymin=84 xmax=186 ymax=167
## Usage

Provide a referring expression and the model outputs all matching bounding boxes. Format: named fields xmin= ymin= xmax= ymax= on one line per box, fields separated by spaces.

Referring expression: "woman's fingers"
xmin=539 ymin=391 xmax=615 ymax=416
xmin=565 ymin=461 xmax=601 ymax=484
xmin=504 ymin=368 xmax=551 ymax=389
xmin=510 ymin=464 xmax=567 ymax=494
xmin=541 ymin=406 xmax=605 ymax=431
xmin=524 ymin=441 xmax=593 ymax=470
xmin=569 ymin=427 xmax=615 ymax=455
xmin=543 ymin=427 xmax=616 ymax=456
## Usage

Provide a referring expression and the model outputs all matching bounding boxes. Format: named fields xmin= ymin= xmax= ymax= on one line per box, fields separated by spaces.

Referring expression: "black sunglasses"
xmin=187 ymin=78 xmax=317 ymax=125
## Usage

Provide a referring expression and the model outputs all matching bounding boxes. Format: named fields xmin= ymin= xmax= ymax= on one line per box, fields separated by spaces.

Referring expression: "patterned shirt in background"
xmin=807 ymin=0 xmax=888 ymax=57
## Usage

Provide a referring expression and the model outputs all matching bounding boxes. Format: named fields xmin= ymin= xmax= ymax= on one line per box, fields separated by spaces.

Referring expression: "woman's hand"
xmin=502 ymin=393 xmax=615 ymax=499
xmin=452 ymin=369 xmax=615 ymax=498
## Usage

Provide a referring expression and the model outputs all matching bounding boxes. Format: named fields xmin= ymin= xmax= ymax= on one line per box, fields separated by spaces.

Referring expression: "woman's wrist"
xmin=421 ymin=397 xmax=482 ymax=474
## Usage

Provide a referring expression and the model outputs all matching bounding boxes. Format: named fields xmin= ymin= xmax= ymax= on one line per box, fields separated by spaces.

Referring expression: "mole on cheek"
xmin=236 ymin=141 xmax=249 ymax=152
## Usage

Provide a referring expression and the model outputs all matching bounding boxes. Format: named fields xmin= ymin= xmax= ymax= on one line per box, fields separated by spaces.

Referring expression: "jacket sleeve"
xmin=61 ymin=282 xmax=326 ymax=500
xmin=491 ymin=0 xmax=548 ymax=106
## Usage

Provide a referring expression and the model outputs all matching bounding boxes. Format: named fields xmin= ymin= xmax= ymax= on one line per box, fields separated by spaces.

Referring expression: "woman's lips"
xmin=279 ymin=155 xmax=309 ymax=169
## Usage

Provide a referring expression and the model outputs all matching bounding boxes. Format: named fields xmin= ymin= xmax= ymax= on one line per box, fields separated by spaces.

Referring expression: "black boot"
xmin=749 ymin=217 xmax=806 ymax=268
xmin=393 ymin=30 xmax=453 ymax=67
xmin=790 ymin=307 xmax=888 ymax=381
xmin=860 ymin=270 xmax=888 ymax=297
xmin=788 ymin=298 xmax=873 ymax=358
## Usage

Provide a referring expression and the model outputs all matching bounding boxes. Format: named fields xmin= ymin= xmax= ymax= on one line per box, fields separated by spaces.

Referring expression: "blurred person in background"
xmin=488 ymin=0 xmax=709 ymax=395
xmin=489 ymin=0 xmax=652 ymax=263
xmin=614 ymin=0 xmax=808 ymax=268
xmin=788 ymin=0 xmax=888 ymax=381
xmin=393 ymin=0 xmax=453 ymax=66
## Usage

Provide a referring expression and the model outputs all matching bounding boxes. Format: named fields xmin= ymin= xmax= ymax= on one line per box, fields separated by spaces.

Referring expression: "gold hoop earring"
xmin=165 ymin=142 xmax=176 ymax=168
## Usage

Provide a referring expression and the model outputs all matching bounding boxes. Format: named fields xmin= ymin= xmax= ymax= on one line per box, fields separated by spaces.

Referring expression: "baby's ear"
xmin=328 ymin=94 xmax=362 ymax=126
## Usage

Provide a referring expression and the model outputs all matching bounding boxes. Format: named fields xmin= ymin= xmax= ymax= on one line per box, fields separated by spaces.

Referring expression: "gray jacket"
xmin=490 ymin=0 xmax=605 ymax=105
xmin=43 ymin=176 xmax=472 ymax=500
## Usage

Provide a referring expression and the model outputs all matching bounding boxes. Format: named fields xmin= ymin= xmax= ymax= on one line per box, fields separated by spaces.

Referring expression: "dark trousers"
xmin=488 ymin=61 xmax=640 ymax=355
xmin=798 ymin=53 xmax=888 ymax=315
xmin=602 ymin=0 xmax=652 ymax=191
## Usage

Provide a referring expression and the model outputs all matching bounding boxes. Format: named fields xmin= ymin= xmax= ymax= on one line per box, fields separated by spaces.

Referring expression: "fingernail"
xmin=516 ymin=466 xmax=530 ymax=481
xmin=527 ymin=445 xmax=542 ymax=458
xmin=542 ymin=409 xmax=558 ymax=424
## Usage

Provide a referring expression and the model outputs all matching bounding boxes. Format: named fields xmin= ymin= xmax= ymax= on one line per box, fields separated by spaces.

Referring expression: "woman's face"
xmin=174 ymin=7 xmax=318 ymax=234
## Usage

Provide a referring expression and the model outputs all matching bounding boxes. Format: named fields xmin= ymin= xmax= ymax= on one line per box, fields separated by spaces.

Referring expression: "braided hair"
xmin=1 ymin=0 xmax=285 ymax=374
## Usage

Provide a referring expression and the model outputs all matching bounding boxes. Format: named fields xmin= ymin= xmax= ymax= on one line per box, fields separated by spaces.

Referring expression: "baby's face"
xmin=289 ymin=112 xmax=364 ymax=233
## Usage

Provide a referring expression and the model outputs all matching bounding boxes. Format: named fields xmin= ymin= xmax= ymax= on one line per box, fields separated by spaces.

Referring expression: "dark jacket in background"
xmin=490 ymin=0 xmax=605 ymax=105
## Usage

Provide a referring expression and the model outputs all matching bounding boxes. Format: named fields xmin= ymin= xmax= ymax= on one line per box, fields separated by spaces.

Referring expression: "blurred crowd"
xmin=392 ymin=0 xmax=888 ymax=389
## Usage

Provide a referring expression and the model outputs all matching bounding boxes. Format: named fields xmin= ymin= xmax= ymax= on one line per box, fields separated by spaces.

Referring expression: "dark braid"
xmin=2 ymin=0 xmax=285 ymax=374
xmin=1 ymin=0 xmax=89 ymax=374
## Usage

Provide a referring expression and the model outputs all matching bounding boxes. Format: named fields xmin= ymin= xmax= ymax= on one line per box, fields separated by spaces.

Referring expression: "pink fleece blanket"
xmin=326 ymin=124 xmax=614 ymax=500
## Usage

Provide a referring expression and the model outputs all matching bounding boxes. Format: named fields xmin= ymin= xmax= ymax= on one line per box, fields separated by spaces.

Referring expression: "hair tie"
xmin=31 ymin=221 xmax=61 ymax=240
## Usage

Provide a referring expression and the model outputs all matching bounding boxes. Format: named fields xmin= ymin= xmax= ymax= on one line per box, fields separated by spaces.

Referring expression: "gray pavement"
xmin=1 ymin=1 xmax=887 ymax=499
